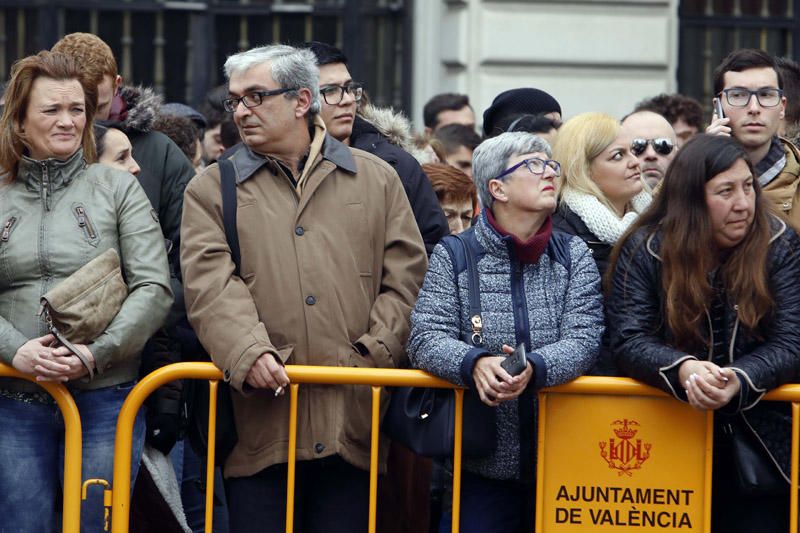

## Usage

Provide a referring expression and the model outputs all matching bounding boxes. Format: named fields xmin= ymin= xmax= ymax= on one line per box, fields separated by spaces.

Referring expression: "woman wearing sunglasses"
xmin=408 ymin=132 xmax=604 ymax=532
xmin=608 ymin=134 xmax=800 ymax=532
xmin=551 ymin=112 xmax=651 ymax=375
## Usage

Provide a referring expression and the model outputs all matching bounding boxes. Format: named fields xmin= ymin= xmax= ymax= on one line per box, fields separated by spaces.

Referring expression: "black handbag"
xmin=723 ymin=416 xmax=788 ymax=496
xmin=383 ymin=232 xmax=497 ymax=458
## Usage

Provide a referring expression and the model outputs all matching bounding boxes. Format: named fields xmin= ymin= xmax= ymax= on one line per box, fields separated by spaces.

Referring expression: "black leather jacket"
xmin=608 ymin=217 xmax=800 ymax=479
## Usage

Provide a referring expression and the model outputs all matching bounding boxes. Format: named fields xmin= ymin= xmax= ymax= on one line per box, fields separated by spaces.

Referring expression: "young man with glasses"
xmin=181 ymin=44 xmax=427 ymax=533
xmin=302 ymin=41 xmax=449 ymax=256
xmin=707 ymin=48 xmax=800 ymax=230
xmin=621 ymin=110 xmax=677 ymax=189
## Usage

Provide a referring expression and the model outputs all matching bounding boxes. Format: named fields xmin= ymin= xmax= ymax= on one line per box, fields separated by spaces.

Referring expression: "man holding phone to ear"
xmin=707 ymin=48 xmax=800 ymax=231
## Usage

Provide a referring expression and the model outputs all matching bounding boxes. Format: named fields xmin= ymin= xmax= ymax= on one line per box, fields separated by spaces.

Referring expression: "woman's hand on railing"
xmin=679 ymin=359 xmax=740 ymax=410
xmin=11 ymin=334 xmax=69 ymax=381
xmin=49 ymin=344 xmax=95 ymax=381
xmin=472 ymin=345 xmax=533 ymax=406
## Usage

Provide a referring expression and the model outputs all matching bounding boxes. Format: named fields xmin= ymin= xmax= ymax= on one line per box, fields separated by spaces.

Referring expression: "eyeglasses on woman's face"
xmin=492 ymin=157 xmax=561 ymax=181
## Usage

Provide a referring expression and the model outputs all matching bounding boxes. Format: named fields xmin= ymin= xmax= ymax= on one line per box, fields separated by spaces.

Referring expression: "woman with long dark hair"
xmin=608 ymin=134 xmax=800 ymax=532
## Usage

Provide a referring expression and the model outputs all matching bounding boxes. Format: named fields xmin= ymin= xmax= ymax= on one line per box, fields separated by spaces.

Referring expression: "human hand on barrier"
xmin=705 ymin=115 xmax=731 ymax=137
xmin=12 ymin=334 xmax=69 ymax=380
xmin=472 ymin=345 xmax=531 ymax=406
xmin=246 ymin=352 xmax=289 ymax=395
xmin=679 ymin=360 xmax=739 ymax=410
xmin=46 ymin=343 xmax=95 ymax=381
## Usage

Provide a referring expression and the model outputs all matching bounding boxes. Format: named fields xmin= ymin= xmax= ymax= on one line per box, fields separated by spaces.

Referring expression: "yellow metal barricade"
xmin=0 ymin=363 xmax=83 ymax=533
xmin=538 ymin=379 xmax=800 ymax=533
xmin=109 ymin=362 xmax=467 ymax=533
xmin=107 ymin=365 xmax=800 ymax=533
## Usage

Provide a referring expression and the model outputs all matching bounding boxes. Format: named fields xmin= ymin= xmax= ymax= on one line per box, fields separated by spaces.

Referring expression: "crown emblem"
xmin=613 ymin=419 xmax=639 ymax=440
xmin=599 ymin=418 xmax=651 ymax=476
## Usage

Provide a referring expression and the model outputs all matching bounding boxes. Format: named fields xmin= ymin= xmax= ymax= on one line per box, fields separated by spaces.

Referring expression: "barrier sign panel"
xmin=536 ymin=391 xmax=712 ymax=532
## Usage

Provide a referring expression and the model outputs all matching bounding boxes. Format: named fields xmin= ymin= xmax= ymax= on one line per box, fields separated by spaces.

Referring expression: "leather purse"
xmin=383 ymin=232 xmax=497 ymax=459
xmin=38 ymin=248 xmax=128 ymax=379
xmin=722 ymin=417 xmax=788 ymax=496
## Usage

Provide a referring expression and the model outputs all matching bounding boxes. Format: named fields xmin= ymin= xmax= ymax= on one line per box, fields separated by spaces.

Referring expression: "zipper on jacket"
xmin=74 ymin=206 xmax=97 ymax=240
xmin=704 ymin=310 xmax=714 ymax=360
xmin=1 ymin=216 xmax=17 ymax=242
xmin=40 ymin=162 xmax=51 ymax=211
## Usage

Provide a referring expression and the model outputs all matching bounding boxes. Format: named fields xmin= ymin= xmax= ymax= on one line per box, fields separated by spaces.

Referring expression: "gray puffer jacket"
xmin=407 ymin=212 xmax=604 ymax=480
xmin=0 ymin=149 xmax=173 ymax=393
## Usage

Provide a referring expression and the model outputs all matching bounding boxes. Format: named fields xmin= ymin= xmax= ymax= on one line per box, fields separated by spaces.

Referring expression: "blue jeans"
xmin=179 ymin=441 xmax=229 ymax=533
xmin=0 ymin=382 xmax=145 ymax=533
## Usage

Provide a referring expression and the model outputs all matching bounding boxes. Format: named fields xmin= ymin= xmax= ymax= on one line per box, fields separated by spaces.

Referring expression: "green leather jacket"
xmin=0 ymin=149 xmax=173 ymax=392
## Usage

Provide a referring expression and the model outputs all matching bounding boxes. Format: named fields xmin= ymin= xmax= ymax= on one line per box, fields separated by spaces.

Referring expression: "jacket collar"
xmin=18 ymin=149 xmax=86 ymax=191
xmin=474 ymin=209 xmax=517 ymax=260
xmin=230 ymin=115 xmax=357 ymax=184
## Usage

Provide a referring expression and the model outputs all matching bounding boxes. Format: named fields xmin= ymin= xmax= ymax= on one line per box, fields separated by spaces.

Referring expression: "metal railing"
xmin=4 ymin=360 xmax=799 ymax=533
xmin=0 ymin=363 xmax=83 ymax=533
xmin=540 ymin=377 xmax=800 ymax=533
xmin=109 ymin=362 xmax=467 ymax=533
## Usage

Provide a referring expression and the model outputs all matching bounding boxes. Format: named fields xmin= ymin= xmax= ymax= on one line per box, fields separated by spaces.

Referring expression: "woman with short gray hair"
xmin=408 ymin=132 xmax=604 ymax=532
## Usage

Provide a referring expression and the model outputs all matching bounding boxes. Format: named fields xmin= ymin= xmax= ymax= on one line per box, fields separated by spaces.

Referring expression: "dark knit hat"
xmin=482 ymin=88 xmax=562 ymax=137
xmin=161 ymin=102 xmax=208 ymax=130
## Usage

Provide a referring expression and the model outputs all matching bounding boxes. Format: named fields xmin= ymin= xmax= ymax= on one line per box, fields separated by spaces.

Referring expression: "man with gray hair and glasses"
xmin=180 ymin=44 xmax=427 ymax=533
xmin=707 ymin=48 xmax=800 ymax=231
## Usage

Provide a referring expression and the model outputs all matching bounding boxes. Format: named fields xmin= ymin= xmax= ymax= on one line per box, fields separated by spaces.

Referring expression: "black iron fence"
xmin=0 ymin=0 xmax=412 ymax=112
xmin=679 ymin=0 xmax=800 ymax=115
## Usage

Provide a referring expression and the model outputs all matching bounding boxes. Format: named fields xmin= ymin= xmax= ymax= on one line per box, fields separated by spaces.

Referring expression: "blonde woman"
xmin=552 ymin=112 xmax=651 ymax=375
xmin=552 ymin=112 xmax=651 ymax=278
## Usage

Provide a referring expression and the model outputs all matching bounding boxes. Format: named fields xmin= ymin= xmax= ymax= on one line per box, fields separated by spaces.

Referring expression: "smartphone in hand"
xmin=500 ymin=343 xmax=527 ymax=376
xmin=713 ymin=97 xmax=725 ymax=119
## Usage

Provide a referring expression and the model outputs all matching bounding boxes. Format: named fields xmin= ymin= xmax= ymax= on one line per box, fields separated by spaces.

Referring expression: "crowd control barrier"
xmin=537 ymin=378 xmax=800 ymax=533
xmin=79 ymin=362 xmax=800 ymax=533
xmin=108 ymin=362 xmax=467 ymax=533
xmin=0 ymin=363 xmax=83 ymax=533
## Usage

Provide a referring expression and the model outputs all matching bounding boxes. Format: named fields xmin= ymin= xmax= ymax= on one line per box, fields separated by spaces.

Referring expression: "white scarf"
xmin=561 ymin=189 xmax=652 ymax=245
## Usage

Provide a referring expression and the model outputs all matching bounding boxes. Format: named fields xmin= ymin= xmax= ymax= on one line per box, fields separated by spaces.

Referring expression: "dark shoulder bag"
xmin=721 ymin=415 xmax=789 ymax=496
xmin=383 ymin=232 xmax=497 ymax=458
xmin=185 ymin=158 xmax=239 ymax=466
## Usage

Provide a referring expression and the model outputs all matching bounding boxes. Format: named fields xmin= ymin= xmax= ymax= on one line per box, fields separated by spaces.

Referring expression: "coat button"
xmin=314 ymin=442 xmax=325 ymax=454
xmin=295 ymin=226 xmax=305 ymax=236
xmin=305 ymin=295 xmax=316 ymax=305
xmin=224 ymin=369 xmax=231 ymax=380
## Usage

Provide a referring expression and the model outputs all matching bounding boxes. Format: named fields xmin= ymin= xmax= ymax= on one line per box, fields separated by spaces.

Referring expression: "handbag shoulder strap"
xmin=219 ymin=158 xmax=241 ymax=277
xmin=443 ymin=231 xmax=484 ymax=346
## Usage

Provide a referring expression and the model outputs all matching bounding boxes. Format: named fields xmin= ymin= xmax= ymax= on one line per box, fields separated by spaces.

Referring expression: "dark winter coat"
xmin=608 ymin=217 xmax=800 ymax=482
xmin=350 ymin=107 xmax=449 ymax=255
xmin=551 ymin=203 xmax=611 ymax=277
xmin=552 ymin=203 xmax=615 ymax=375
xmin=105 ymin=85 xmax=195 ymax=263
xmin=106 ymin=85 xmax=196 ymax=447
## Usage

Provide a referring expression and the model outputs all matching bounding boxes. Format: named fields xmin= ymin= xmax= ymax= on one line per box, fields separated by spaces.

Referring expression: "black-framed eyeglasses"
xmin=320 ymin=83 xmax=364 ymax=105
xmin=492 ymin=157 xmax=561 ymax=180
xmin=719 ymin=87 xmax=784 ymax=108
xmin=222 ymin=87 xmax=297 ymax=113
xmin=630 ymin=138 xmax=675 ymax=157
